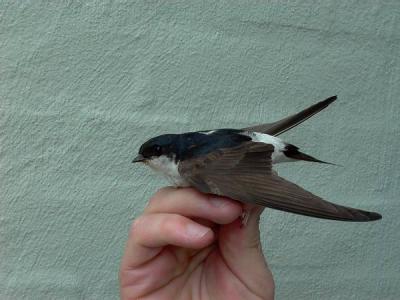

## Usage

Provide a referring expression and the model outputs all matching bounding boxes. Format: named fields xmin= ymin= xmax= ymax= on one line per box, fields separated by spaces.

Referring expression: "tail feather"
xmin=243 ymin=95 xmax=337 ymax=136
xmin=284 ymin=144 xmax=338 ymax=165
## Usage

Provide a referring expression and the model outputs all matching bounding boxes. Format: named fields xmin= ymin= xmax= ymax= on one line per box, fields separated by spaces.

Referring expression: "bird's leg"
xmin=240 ymin=204 xmax=264 ymax=228
xmin=240 ymin=208 xmax=251 ymax=228
xmin=241 ymin=170 xmax=275 ymax=227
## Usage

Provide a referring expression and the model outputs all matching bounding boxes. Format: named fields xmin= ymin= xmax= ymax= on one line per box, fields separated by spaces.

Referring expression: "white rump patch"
xmin=242 ymin=131 xmax=293 ymax=163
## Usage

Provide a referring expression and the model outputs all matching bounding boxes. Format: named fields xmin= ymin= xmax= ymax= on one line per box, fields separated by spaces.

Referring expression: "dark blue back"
xmin=175 ymin=129 xmax=251 ymax=161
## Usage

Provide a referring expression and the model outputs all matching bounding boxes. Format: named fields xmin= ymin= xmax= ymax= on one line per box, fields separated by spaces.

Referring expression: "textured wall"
xmin=1 ymin=1 xmax=399 ymax=299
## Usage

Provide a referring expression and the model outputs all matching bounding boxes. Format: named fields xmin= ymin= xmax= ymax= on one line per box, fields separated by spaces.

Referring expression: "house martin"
xmin=132 ymin=96 xmax=382 ymax=222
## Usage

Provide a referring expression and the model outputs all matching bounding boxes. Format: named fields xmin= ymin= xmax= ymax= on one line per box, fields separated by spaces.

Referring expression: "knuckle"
xmin=174 ymin=215 xmax=189 ymax=231
xmin=154 ymin=186 xmax=174 ymax=198
xmin=161 ymin=214 xmax=185 ymax=233
xmin=129 ymin=217 xmax=146 ymax=240
xmin=184 ymin=187 xmax=202 ymax=198
xmin=146 ymin=187 xmax=174 ymax=210
xmin=157 ymin=215 xmax=172 ymax=232
xmin=147 ymin=194 xmax=161 ymax=209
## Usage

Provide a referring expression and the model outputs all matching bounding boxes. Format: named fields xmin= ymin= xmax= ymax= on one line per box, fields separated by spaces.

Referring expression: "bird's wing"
xmin=242 ymin=96 xmax=337 ymax=136
xmin=178 ymin=142 xmax=381 ymax=221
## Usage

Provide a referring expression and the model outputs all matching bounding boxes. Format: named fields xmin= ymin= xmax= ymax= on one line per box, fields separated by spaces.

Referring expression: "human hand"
xmin=119 ymin=187 xmax=274 ymax=300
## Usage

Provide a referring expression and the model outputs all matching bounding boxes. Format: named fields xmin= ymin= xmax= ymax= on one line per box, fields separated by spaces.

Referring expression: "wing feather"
xmin=243 ymin=96 xmax=337 ymax=136
xmin=179 ymin=142 xmax=381 ymax=222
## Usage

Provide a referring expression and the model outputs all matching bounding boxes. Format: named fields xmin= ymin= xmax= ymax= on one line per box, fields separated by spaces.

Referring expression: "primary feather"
xmin=243 ymin=95 xmax=337 ymax=136
xmin=178 ymin=142 xmax=381 ymax=222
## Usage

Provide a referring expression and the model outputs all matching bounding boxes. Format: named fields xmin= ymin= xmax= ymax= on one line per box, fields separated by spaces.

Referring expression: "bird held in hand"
xmin=132 ymin=96 xmax=382 ymax=223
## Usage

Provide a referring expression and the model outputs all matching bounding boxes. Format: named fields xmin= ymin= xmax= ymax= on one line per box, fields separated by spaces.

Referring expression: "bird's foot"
xmin=240 ymin=209 xmax=250 ymax=228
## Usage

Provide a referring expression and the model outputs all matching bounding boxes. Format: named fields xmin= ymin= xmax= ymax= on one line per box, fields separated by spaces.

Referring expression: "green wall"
xmin=1 ymin=1 xmax=399 ymax=299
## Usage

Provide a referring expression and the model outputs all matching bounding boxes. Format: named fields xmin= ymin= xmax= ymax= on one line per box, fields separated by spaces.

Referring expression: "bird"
xmin=132 ymin=96 xmax=382 ymax=223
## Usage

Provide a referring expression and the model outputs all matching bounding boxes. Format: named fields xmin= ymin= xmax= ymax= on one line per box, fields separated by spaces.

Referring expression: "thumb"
xmin=218 ymin=204 xmax=274 ymax=293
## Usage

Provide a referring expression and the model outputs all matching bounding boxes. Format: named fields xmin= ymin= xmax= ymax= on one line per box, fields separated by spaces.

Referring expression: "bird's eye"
xmin=155 ymin=145 xmax=161 ymax=153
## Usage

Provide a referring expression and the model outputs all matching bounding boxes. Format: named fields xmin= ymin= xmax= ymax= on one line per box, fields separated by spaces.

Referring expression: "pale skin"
xmin=119 ymin=187 xmax=275 ymax=300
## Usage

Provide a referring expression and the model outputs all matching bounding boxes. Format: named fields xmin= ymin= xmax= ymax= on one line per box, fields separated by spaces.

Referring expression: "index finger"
xmin=120 ymin=212 xmax=214 ymax=270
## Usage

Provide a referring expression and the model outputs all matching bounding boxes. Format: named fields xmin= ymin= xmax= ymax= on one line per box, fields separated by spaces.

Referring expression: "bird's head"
xmin=132 ymin=134 xmax=179 ymax=164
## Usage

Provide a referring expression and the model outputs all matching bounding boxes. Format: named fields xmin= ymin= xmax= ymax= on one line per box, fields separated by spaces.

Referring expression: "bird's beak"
xmin=132 ymin=154 xmax=145 ymax=163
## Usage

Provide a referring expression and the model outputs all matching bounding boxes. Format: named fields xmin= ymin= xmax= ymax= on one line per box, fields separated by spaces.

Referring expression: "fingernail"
xmin=186 ymin=223 xmax=210 ymax=238
xmin=209 ymin=197 xmax=227 ymax=208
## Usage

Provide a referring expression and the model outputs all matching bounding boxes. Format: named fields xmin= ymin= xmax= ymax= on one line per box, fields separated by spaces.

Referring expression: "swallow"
xmin=132 ymin=96 xmax=382 ymax=222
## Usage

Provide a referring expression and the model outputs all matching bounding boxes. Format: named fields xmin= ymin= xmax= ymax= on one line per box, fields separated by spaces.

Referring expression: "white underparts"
xmin=146 ymin=155 xmax=190 ymax=187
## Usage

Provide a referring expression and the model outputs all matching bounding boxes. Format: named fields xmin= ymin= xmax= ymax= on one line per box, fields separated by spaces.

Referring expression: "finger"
xmin=144 ymin=187 xmax=242 ymax=225
xmin=120 ymin=246 xmax=185 ymax=299
xmin=218 ymin=204 xmax=274 ymax=295
xmin=121 ymin=213 xmax=214 ymax=269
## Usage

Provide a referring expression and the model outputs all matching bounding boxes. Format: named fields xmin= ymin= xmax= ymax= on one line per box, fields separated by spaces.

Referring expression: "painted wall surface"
xmin=1 ymin=1 xmax=399 ymax=299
